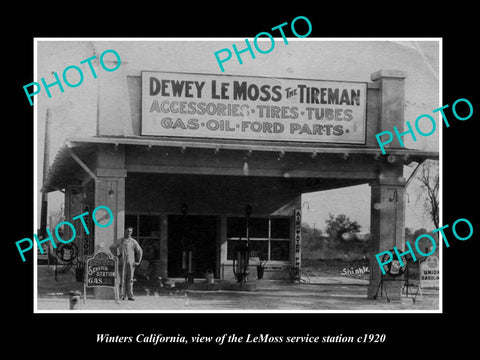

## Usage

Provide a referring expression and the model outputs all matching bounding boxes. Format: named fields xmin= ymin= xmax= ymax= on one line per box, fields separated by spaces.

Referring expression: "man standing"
xmin=110 ymin=227 xmax=143 ymax=300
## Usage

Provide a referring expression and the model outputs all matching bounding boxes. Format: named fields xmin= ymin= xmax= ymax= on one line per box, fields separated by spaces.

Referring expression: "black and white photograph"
xmin=32 ymin=38 xmax=441 ymax=312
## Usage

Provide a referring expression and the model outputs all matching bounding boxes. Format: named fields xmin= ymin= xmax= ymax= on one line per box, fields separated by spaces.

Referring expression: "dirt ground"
xmin=35 ymin=262 xmax=438 ymax=312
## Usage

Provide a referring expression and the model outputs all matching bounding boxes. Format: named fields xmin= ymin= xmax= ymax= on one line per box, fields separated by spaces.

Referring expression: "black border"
xmin=7 ymin=6 xmax=479 ymax=354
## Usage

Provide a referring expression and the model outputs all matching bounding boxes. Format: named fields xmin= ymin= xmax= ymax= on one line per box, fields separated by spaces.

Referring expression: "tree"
xmin=325 ymin=213 xmax=361 ymax=241
xmin=301 ymin=223 xmax=324 ymax=259
xmin=405 ymin=227 xmax=413 ymax=241
xmin=324 ymin=214 xmax=365 ymax=259
xmin=417 ymin=160 xmax=439 ymax=229
xmin=412 ymin=228 xmax=439 ymax=256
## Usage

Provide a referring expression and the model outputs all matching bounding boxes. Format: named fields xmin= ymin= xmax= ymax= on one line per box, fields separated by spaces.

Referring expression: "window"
xmin=270 ymin=240 xmax=289 ymax=261
xmin=249 ymin=218 xmax=269 ymax=238
xmin=227 ymin=239 xmax=269 ymax=260
xmin=125 ymin=214 xmax=160 ymax=259
xmin=226 ymin=216 xmax=290 ymax=262
xmin=226 ymin=217 xmax=246 ymax=239
xmin=271 ymin=218 xmax=290 ymax=239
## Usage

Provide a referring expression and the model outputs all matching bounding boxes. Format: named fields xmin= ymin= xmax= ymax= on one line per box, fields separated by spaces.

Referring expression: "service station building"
xmin=42 ymin=66 xmax=438 ymax=301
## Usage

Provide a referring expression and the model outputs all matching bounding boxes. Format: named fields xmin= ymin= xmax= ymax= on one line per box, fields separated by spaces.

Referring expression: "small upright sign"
xmin=294 ymin=209 xmax=302 ymax=268
xmin=84 ymin=250 xmax=118 ymax=302
xmin=420 ymin=255 xmax=439 ymax=289
xmin=86 ymin=251 xmax=117 ymax=287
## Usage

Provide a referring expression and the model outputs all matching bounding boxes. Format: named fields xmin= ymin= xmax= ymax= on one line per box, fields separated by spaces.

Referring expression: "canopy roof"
xmin=42 ymin=135 xmax=439 ymax=193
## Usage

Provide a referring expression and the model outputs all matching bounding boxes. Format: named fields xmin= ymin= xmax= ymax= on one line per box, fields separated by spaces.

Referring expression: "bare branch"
xmin=415 ymin=160 xmax=439 ymax=229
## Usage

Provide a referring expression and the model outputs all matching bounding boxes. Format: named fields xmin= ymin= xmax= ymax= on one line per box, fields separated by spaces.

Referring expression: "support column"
xmin=368 ymin=171 xmax=406 ymax=301
xmin=94 ymin=169 xmax=126 ymax=299
xmin=368 ymin=69 xmax=408 ymax=301
xmin=93 ymin=174 xmax=126 ymax=299
xmin=371 ymin=70 xmax=407 ymax=150
xmin=158 ymin=215 xmax=168 ymax=278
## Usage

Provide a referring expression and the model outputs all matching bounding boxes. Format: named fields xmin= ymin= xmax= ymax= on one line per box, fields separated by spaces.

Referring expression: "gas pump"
xmin=181 ymin=203 xmax=194 ymax=283
xmin=232 ymin=205 xmax=252 ymax=283
xmin=233 ymin=238 xmax=249 ymax=283
xmin=182 ymin=246 xmax=194 ymax=283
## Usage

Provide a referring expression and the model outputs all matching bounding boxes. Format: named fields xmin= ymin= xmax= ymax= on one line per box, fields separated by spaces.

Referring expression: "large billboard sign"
xmin=142 ymin=71 xmax=367 ymax=144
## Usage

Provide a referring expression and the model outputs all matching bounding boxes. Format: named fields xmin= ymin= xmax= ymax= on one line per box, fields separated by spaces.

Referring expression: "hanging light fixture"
xmin=242 ymin=161 xmax=249 ymax=176
xmin=242 ymin=149 xmax=252 ymax=176
xmin=108 ymin=183 xmax=115 ymax=198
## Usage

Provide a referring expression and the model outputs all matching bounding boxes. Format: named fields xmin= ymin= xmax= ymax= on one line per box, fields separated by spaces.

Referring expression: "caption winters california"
xmin=97 ymin=333 xmax=386 ymax=345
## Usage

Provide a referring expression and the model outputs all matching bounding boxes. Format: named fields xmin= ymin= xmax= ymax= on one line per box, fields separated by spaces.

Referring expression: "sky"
xmin=301 ymin=172 xmax=436 ymax=234
xmin=35 ymin=39 xmax=440 ymax=233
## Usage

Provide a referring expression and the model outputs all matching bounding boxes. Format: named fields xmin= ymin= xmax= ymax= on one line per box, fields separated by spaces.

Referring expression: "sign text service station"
xmin=142 ymin=72 xmax=367 ymax=144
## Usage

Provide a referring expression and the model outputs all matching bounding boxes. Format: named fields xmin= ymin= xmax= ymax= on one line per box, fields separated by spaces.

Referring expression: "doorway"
xmin=167 ymin=215 xmax=218 ymax=278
